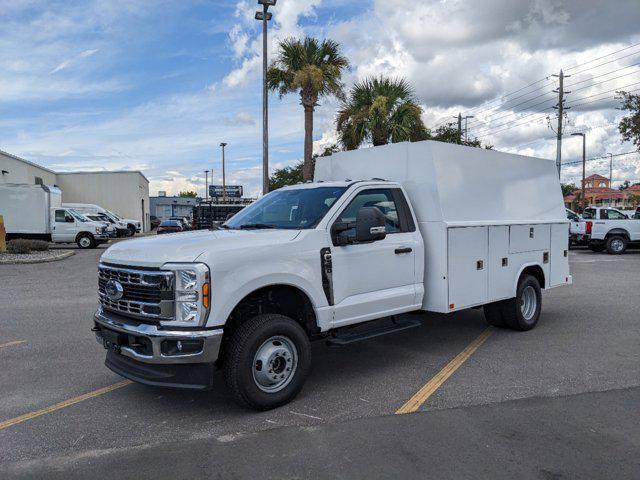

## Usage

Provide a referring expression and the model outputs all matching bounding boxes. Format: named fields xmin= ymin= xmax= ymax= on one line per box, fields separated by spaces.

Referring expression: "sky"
xmin=1 ymin=0 xmax=639 ymax=197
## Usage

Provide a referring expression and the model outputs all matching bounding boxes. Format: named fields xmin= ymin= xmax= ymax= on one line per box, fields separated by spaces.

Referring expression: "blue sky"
xmin=1 ymin=0 xmax=639 ymax=197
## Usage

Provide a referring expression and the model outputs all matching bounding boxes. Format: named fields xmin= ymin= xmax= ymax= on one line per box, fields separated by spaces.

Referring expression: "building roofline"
xmin=56 ymin=170 xmax=149 ymax=183
xmin=0 ymin=149 xmax=57 ymax=174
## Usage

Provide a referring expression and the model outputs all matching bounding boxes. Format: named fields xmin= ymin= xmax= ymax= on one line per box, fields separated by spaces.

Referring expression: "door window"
xmin=603 ymin=209 xmax=627 ymax=220
xmin=335 ymin=189 xmax=401 ymax=239
xmin=55 ymin=210 xmax=69 ymax=222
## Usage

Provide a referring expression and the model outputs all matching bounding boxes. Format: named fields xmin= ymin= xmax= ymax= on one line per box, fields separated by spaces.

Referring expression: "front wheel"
xmin=224 ymin=313 xmax=311 ymax=411
xmin=126 ymin=225 xmax=136 ymax=237
xmin=76 ymin=233 xmax=96 ymax=249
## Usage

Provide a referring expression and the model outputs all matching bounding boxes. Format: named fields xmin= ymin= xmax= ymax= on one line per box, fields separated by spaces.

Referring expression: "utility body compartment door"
xmin=447 ymin=227 xmax=488 ymax=310
xmin=487 ymin=225 xmax=513 ymax=301
xmin=549 ymin=223 xmax=570 ymax=287
xmin=509 ymin=224 xmax=551 ymax=253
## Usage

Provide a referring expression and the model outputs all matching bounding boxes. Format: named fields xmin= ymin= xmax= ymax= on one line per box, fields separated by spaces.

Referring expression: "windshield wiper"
xmin=238 ymin=223 xmax=277 ymax=229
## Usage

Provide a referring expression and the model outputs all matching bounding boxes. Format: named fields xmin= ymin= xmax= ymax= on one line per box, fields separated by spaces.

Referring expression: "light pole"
xmin=220 ymin=142 xmax=227 ymax=203
xmin=571 ymin=132 xmax=586 ymax=211
xmin=255 ymin=0 xmax=276 ymax=196
xmin=204 ymin=170 xmax=209 ymax=202
xmin=608 ymin=152 xmax=613 ymax=207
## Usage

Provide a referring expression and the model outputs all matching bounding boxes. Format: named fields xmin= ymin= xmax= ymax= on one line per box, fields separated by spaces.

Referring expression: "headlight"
xmin=160 ymin=263 xmax=210 ymax=327
xmin=95 ymin=226 xmax=102 ymax=233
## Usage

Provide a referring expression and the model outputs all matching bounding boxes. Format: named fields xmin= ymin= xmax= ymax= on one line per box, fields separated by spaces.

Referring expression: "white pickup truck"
xmin=567 ymin=208 xmax=588 ymax=247
xmin=92 ymin=141 xmax=571 ymax=410
xmin=582 ymin=206 xmax=640 ymax=254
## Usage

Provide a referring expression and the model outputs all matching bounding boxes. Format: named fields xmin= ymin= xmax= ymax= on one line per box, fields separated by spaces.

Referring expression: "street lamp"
xmin=571 ymin=132 xmax=586 ymax=210
xmin=255 ymin=0 xmax=276 ymax=196
xmin=204 ymin=170 xmax=209 ymax=202
xmin=220 ymin=142 xmax=227 ymax=203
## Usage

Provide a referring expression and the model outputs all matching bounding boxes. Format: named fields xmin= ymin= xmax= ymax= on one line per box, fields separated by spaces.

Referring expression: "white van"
xmin=63 ymin=203 xmax=141 ymax=237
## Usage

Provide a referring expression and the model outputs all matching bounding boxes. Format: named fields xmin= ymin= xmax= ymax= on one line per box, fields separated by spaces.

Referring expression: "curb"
xmin=0 ymin=251 xmax=75 ymax=265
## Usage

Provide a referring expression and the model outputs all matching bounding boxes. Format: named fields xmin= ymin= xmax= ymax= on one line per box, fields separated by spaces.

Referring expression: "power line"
xmin=565 ymin=61 xmax=640 ymax=87
xmin=561 ymin=150 xmax=639 ymax=166
xmin=568 ymin=69 xmax=640 ymax=94
xmin=474 ymin=112 xmax=550 ymax=139
xmin=565 ymin=80 xmax=640 ymax=107
xmin=564 ymin=42 xmax=640 ymax=72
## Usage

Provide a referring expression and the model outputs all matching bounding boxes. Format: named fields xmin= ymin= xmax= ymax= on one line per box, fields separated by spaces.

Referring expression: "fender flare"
xmin=605 ymin=228 xmax=630 ymax=239
xmin=513 ymin=262 xmax=546 ymax=294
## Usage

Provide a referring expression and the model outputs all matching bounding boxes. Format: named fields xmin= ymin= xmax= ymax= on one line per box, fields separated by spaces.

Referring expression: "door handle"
xmin=395 ymin=247 xmax=412 ymax=254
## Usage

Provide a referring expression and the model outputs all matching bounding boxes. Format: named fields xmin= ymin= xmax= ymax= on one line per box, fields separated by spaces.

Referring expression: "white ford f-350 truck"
xmin=93 ymin=141 xmax=571 ymax=410
xmin=581 ymin=206 xmax=640 ymax=254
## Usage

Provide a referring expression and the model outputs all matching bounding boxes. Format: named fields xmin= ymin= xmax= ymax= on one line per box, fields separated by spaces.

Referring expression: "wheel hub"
xmin=520 ymin=285 xmax=537 ymax=321
xmin=252 ymin=336 xmax=298 ymax=393
xmin=611 ymin=239 xmax=623 ymax=252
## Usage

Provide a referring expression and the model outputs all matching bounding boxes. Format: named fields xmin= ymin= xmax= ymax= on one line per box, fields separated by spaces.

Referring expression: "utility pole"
xmin=220 ymin=142 xmax=227 ymax=203
xmin=552 ymin=70 xmax=570 ymax=178
xmin=608 ymin=152 xmax=613 ymax=207
xmin=455 ymin=113 xmax=462 ymax=143
xmin=255 ymin=0 xmax=276 ymax=196
xmin=204 ymin=170 xmax=209 ymax=202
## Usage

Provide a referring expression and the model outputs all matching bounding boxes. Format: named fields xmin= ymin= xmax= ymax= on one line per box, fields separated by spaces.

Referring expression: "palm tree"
xmin=337 ymin=76 xmax=429 ymax=150
xmin=267 ymin=37 xmax=349 ymax=181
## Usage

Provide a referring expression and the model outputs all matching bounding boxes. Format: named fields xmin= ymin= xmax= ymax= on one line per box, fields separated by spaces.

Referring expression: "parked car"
xmin=0 ymin=184 xmax=109 ymax=248
xmin=169 ymin=216 xmax=191 ymax=230
xmin=156 ymin=219 xmax=183 ymax=234
xmin=83 ymin=213 xmax=117 ymax=238
xmin=92 ymin=140 xmax=571 ymax=411
xmin=150 ymin=215 xmax=161 ymax=230
xmin=582 ymin=206 xmax=640 ymax=254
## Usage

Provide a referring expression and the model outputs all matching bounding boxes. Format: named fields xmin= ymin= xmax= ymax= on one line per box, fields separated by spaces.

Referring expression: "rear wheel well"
xmin=218 ymin=285 xmax=318 ymax=366
xmin=521 ymin=265 xmax=545 ymax=289
xmin=605 ymin=229 xmax=630 ymax=240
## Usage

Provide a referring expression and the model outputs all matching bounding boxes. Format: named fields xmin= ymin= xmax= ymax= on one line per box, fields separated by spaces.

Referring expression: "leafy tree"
xmin=178 ymin=190 xmax=197 ymax=198
xmin=431 ymin=124 xmax=491 ymax=149
xmin=268 ymin=37 xmax=349 ymax=182
xmin=268 ymin=144 xmax=341 ymax=191
xmin=618 ymin=180 xmax=631 ymax=191
xmin=561 ymin=183 xmax=577 ymax=197
xmin=618 ymin=91 xmax=640 ymax=150
xmin=337 ymin=76 xmax=429 ymax=150
xmin=269 ymin=163 xmax=303 ymax=191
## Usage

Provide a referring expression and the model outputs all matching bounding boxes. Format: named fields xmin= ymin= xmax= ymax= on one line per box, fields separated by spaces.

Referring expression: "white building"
xmin=0 ymin=149 xmax=150 ymax=231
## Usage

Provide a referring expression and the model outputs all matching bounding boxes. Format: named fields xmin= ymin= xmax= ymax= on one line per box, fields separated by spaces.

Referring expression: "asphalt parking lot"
xmin=1 ymin=243 xmax=639 ymax=479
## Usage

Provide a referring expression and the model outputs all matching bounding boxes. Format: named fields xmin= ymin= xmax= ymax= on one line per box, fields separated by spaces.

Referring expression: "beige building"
xmin=1 ymin=149 xmax=150 ymax=231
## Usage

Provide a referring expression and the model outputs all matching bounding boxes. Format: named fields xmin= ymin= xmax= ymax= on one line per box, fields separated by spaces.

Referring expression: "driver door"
xmin=328 ymin=187 xmax=421 ymax=327
xmin=51 ymin=209 xmax=76 ymax=242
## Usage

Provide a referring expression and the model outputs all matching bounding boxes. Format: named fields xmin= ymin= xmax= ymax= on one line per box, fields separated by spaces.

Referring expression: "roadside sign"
xmin=209 ymin=185 xmax=243 ymax=198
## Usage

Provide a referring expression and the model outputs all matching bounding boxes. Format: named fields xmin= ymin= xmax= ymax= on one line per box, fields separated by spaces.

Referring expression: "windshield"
xmin=106 ymin=210 xmax=121 ymax=221
xmin=224 ymin=186 xmax=347 ymax=230
xmin=68 ymin=209 xmax=88 ymax=222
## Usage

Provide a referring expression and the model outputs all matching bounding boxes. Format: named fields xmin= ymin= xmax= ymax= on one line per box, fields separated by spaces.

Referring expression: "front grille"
xmin=98 ymin=264 xmax=174 ymax=321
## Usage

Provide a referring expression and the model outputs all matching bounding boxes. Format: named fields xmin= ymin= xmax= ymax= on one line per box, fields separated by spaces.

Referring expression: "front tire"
xmin=606 ymin=235 xmax=627 ymax=255
xmin=126 ymin=225 xmax=136 ymax=237
xmin=77 ymin=233 xmax=96 ymax=249
xmin=224 ymin=313 xmax=311 ymax=411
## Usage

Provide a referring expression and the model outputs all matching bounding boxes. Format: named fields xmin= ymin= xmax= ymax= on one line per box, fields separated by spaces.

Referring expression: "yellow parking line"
xmin=0 ymin=380 xmax=132 ymax=430
xmin=0 ymin=340 xmax=26 ymax=349
xmin=396 ymin=328 xmax=493 ymax=415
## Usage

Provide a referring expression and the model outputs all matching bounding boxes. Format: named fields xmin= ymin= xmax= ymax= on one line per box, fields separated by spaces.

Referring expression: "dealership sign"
xmin=209 ymin=185 xmax=243 ymax=198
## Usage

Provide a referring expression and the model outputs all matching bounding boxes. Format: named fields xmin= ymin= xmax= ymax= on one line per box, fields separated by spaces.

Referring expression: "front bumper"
xmin=93 ymin=309 xmax=223 ymax=389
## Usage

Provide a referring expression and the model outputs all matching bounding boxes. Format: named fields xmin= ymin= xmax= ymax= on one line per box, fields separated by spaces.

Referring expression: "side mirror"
xmin=355 ymin=206 xmax=386 ymax=243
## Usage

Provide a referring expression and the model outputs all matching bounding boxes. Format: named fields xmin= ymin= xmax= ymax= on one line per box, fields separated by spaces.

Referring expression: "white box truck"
xmin=62 ymin=203 xmax=141 ymax=237
xmin=0 ymin=183 xmax=110 ymax=248
xmin=91 ymin=141 xmax=571 ymax=410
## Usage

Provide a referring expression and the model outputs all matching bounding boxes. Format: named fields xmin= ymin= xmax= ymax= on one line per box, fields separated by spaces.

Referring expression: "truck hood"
xmin=100 ymin=229 xmax=300 ymax=267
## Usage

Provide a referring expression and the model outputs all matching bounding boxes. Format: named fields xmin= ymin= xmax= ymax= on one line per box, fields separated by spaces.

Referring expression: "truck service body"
xmin=0 ymin=183 xmax=109 ymax=248
xmin=93 ymin=141 xmax=571 ymax=410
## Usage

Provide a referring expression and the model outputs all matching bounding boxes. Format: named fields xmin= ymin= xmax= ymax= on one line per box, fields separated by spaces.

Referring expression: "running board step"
xmin=326 ymin=317 xmax=422 ymax=346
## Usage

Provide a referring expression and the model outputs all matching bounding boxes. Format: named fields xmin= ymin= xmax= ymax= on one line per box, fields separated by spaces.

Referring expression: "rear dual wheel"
xmin=484 ymin=274 xmax=541 ymax=331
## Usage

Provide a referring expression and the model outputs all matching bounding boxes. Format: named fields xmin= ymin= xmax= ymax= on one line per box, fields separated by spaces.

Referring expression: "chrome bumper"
xmin=93 ymin=309 xmax=223 ymax=365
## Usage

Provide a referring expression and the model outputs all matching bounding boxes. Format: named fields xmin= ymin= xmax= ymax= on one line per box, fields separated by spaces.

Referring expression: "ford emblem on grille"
xmin=105 ymin=280 xmax=124 ymax=301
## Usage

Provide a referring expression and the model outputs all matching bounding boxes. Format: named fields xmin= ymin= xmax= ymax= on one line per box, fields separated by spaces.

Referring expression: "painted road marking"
xmin=396 ymin=328 xmax=493 ymax=415
xmin=0 ymin=340 xmax=26 ymax=349
xmin=0 ymin=380 xmax=132 ymax=430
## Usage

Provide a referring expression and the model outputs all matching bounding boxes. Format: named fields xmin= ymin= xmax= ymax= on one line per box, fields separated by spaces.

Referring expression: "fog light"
xmin=161 ymin=339 xmax=203 ymax=356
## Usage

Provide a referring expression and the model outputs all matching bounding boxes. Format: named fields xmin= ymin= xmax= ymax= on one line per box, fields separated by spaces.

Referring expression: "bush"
xmin=5 ymin=239 xmax=50 ymax=254
xmin=7 ymin=239 xmax=33 ymax=254
xmin=28 ymin=240 xmax=49 ymax=251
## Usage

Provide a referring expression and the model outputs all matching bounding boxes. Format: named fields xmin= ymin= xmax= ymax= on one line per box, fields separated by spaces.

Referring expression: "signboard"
xmin=209 ymin=185 xmax=243 ymax=198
